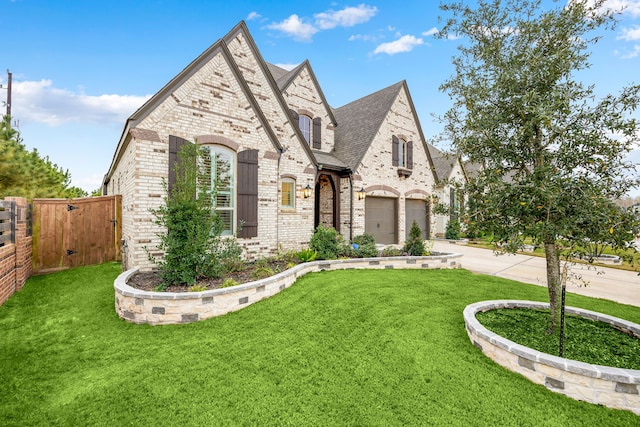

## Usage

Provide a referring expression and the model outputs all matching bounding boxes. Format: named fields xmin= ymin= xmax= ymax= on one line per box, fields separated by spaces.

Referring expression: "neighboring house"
xmin=428 ymin=145 xmax=467 ymax=238
xmin=105 ymin=21 xmax=438 ymax=270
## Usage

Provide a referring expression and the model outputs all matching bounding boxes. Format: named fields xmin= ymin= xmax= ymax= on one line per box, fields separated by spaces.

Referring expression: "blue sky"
xmin=2 ymin=0 xmax=640 ymax=196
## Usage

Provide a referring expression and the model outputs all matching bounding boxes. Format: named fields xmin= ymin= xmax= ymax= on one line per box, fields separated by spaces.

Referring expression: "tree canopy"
xmin=438 ymin=0 xmax=640 ymax=331
xmin=0 ymin=115 xmax=87 ymax=199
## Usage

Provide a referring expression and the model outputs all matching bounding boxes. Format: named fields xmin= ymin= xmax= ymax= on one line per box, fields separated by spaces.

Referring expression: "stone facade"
xmin=105 ymin=22 xmax=439 ymax=270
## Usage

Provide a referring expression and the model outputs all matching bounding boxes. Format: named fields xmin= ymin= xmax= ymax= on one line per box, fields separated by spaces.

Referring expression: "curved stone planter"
xmin=464 ymin=300 xmax=640 ymax=415
xmin=115 ymin=253 xmax=462 ymax=326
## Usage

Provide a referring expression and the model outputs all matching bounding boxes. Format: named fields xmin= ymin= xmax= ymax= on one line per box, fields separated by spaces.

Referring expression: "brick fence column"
xmin=4 ymin=197 xmax=32 ymax=294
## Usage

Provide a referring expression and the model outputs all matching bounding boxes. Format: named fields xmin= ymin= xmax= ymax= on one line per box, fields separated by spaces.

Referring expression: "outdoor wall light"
xmin=357 ymin=187 xmax=366 ymax=200
xmin=302 ymin=184 xmax=313 ymax=199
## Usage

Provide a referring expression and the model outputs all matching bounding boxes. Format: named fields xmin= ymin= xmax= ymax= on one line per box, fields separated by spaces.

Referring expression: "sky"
xmin=2 ymin=0 xmax=640 ymax=196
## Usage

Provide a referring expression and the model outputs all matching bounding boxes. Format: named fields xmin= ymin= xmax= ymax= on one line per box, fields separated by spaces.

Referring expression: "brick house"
xmin=105 ymin=21 xmax=438 ymax=270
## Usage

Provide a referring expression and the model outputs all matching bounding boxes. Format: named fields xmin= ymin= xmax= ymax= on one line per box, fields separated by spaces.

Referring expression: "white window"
xmin=281 ymin=178 xmax=296 ymax=209
xmin=399 ymin=138 xmax=407 ymax=168
xmin=298 ymin=115 xmax=311 ymax=144
xmin=201 ymin=146 xmax=235 ymax=235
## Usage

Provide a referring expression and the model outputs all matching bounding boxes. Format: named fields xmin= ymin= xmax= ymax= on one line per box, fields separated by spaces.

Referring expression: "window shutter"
xmin=237 ymin=149 xmax=259 ymax=238
xmin=290 ymin=109 xmax=299 ymax=122
xmin=168 ymin=135 xmax=190 ymax=195
xmin=407 ymin=140 xmax=413 ymax=169
xmin=312 ymin=117 xmax=322 ymax=149
xmin=392 ymin=135 xmax=399 ymax=166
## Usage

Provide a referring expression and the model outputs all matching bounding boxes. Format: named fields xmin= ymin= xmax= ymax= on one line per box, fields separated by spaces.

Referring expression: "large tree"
xmin=438 ymin=0 xmax=640 ymax=332
xmin=0 ymin=115 xmax=87 ymax=199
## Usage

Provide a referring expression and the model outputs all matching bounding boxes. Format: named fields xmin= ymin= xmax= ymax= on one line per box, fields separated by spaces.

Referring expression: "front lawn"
xmin=1 ymin=263 xmax=639 ymax=426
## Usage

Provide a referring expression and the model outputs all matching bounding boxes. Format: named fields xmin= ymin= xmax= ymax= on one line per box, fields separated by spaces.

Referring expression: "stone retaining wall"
xmin=115 ymin=253 xmax=462 ymax=326
xmin=464 ymin=300 xmax=640 ymax=415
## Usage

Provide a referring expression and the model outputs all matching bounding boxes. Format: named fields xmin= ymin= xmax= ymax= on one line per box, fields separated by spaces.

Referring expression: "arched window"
xmin=398 ymin=138 xmax=407 ymax=168
xmin=201 ymin=145 xmax=235 ymax=235
xmin=298 ymin=115 xmax=311 ymax=144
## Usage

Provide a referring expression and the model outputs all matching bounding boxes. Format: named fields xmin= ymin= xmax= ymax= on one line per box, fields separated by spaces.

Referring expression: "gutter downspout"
xmin=276 ymin=147 xmax=286 ymax=250
xmin=348 ymin=174 xmax=354 ymax=242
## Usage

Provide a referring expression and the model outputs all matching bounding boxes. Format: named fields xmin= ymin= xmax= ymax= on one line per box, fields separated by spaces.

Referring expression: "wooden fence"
xmin=32 ymin=195 xmax=122 ymax=273
xmin=0 ymin=197 xmax=32 ymax=306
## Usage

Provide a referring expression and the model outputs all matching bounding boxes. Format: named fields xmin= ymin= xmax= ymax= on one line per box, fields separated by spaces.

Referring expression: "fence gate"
xmin=32 ymin=195 xmax=122 ymax=273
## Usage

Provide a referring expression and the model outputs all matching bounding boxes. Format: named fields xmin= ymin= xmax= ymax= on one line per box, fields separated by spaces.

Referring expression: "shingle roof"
xmin=312 ymin=150 xmax=349 ymax=171
xmin=266 ymin=62 xmax=306 ymax=91
xmin=332 ymin=81 xmax=405 ymax=170
xmin=428 ymin=144 xmax=459 ymax=182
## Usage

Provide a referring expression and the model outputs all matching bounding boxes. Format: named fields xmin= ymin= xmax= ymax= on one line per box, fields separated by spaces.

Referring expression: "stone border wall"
xmin=0 ymin=197 xmax=32 ymax=306
xmin=464 ymin=300 xmax=640 ymax=415
xmin=115 ymin=253 xmax=462 ymax=326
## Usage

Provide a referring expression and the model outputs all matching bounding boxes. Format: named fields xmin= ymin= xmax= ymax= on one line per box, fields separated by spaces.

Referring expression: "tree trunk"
xmin=545 ymin=241 xmax=562 ymax=334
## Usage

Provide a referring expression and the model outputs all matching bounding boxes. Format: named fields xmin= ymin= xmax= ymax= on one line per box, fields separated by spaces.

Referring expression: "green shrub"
xmin=251 ymin=266 xmax=275 ymax=281
xmin=221 ymin=278 xmax=238 ymax=288
xmin=188 ymin=284 xmax=208 ymax=292
xmin=445 ymin=220 xmax=462 ymax=240
xmin=381 ymin=246 xmax=402 ymax=257
xmin=309 ymin=225 xmax=349 ymax=260
xmin=148 ymin=143 xmax=243 ymax=286
xmin=403 ymin=220 xmax=426 ymax=256
xmin=350 ymin=233 xmax=378 ymax=258
xmin=296 ymin=248 xmax=318 ymax=262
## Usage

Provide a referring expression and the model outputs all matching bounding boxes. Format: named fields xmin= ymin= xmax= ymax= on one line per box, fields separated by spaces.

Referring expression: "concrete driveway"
xmin=433 ymin=240 xmax=640 ymax=307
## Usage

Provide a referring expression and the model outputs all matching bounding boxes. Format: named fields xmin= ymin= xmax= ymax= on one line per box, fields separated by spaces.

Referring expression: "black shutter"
xmin=392 ymin=135 xmax=399 ymax=166
xmin=168 ymin=135 xmax=190 ymax=195
xmin=237 ymin=149 xmax=258 ymax=238
xmin=290 ymin=109 xmax=299 ymax=122
xmin=407 ymin=140 xmax=413 ymax=169
xmin=312 ymin=117 xmax=322 ymax=149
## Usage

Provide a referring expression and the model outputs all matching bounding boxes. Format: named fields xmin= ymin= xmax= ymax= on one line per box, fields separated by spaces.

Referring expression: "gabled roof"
xmin=428 ymin=144 xmax=460 ymax=183
xmin=332 ymin=82 xmax=404 ymax=170
xmin=266 ymin=60 xmax=338 ymax=127
xmin=107 ymin=21 xmax=319 ymax=179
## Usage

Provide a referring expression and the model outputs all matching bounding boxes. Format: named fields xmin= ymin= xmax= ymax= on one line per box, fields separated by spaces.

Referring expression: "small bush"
xmin=221 ymin=278 xmax=238 ymax=288
xmin=350 ymin=233 xmax=378 ymax=258
xmin=403 ymin=221 xmax=426 ymax=256
xmin=251 ymin=266 xmax=275 ymax=281
xmin=296 ymin=248 xmax=318 ymax=262
xmin=188 ymin=284 xmax=207 ymax=292
xmin=381 ymin=247 xmax=402 ymax=257
xmin=445 ymin=220 xmax=462 ymax=240
xmin=309 ymin=225 xmax=349 ymax=260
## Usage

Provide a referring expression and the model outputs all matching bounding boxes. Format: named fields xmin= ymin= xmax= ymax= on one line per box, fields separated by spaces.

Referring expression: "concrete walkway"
xmin=433 ymin=240 xmax=640 ymax=307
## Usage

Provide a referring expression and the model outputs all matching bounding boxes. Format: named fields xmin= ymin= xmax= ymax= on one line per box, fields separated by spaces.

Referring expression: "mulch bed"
xmin=127 ymin=259 xmax=299 ymax=292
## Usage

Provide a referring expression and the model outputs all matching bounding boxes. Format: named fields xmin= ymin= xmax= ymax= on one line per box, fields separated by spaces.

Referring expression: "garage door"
xmin=365 ymin=197 xmax=397 ymax=244
xmin=405 ymin=199 xmax=430 ymax=240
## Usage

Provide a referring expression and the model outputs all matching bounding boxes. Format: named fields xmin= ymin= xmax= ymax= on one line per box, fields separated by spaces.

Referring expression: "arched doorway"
xmin=314 ymin=174 xmax=338 ymax=230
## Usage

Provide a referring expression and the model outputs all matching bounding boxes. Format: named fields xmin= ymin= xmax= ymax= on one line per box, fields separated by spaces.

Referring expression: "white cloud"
xmin=314 ymin=4 xmax=378 ymax=30
xmin=266 ymin=14 xmax=318 ymax=42
xmin=373 ymin=34 xmax=424 ymax=55
xmin=10 ymin=79 xmax=150 ymax=126
xmin=619 ymin=25 xmax=640 ymax=40
xmin=247 ymin=11 xmax=261 ymax=21
xmin=580 ymin=0 xmax=640 ymax=17
xmin=620 ymin=44 xmax=640 ymax=58
xmin=266 ymin=4 xmax=377 ymax=41
xmin=422 ymin=27 xmax=439 ymax=37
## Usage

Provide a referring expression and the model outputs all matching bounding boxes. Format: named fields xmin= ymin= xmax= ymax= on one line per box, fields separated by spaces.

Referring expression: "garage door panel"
xmin=365 ymin=197 xmax=397 ymax=244
xmin=405 ymin=199 xmax=430 ymax=240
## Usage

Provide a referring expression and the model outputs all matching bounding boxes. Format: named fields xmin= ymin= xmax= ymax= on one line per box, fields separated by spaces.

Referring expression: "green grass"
xmin=1 ymin=263 xmax=639 ymax=426
xmin=477 ymin=308 xmax=640 ymax=369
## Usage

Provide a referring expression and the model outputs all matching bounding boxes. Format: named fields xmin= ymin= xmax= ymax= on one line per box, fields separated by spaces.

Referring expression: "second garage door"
xmin=405 ymin=199 xmax=430 ymax=240
xmin=365 ymin=197 xmax=397 ymax=244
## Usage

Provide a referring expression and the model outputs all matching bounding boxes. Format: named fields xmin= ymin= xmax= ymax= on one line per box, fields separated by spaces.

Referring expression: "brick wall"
xmin=0 ymin=197 xmax=33 ymax=306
